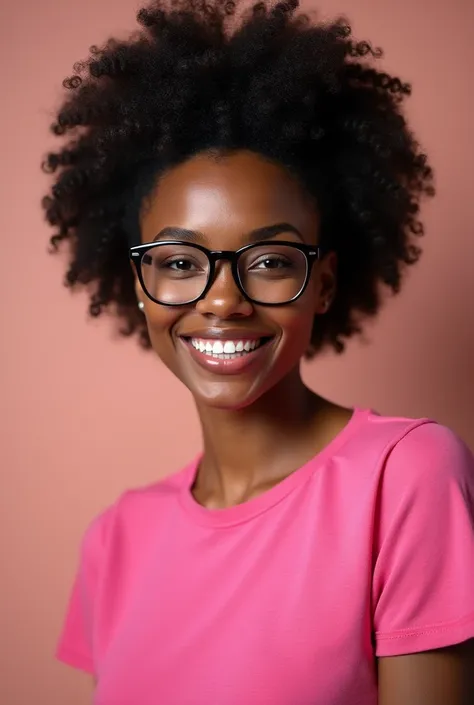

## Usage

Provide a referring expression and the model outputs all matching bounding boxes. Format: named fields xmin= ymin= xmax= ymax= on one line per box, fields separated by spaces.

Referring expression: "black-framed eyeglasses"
xmin=129 ymin=240 xmax=323 ymax=307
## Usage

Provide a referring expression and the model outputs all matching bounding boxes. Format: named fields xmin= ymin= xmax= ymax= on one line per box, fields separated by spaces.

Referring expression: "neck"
xmin=193 ymin=368 xmax=328 ymax=507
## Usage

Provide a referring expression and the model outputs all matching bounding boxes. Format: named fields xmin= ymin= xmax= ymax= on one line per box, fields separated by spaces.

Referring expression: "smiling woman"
xmin=42 ymin=1 xmax=474 ymax=704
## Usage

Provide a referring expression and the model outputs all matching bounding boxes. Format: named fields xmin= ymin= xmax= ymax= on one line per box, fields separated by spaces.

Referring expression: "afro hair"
xmin=42 ymin=0 xmax=434 ymax=354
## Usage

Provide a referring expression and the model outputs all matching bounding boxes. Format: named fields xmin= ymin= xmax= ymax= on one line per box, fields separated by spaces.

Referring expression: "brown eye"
xmin=162 ymin=258 xmax=198 ymax=271
xmin=249 ymin=255 xmax=293 ymax=270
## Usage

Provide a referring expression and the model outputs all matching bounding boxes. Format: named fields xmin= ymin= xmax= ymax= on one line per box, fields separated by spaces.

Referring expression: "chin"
xmin=195 ymin=393 xmax=259 ymax=412
xmin=190 ymin=382 xmax=269 ymax=412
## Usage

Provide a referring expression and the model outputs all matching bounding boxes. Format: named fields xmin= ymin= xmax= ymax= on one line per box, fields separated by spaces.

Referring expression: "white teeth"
xmin=189 ymin=337 xmax=265 ymax=358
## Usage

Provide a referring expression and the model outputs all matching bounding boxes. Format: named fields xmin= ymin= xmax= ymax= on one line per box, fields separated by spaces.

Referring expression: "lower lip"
xmin=180 ymin=339 xmax=273 ymax=375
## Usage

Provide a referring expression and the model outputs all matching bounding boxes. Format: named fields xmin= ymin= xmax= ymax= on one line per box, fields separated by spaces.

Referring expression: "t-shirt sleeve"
xmin=372 ymin=422 xmax=474 ymax=657
xmin=56 ymin=508 xmax=112 ymax=674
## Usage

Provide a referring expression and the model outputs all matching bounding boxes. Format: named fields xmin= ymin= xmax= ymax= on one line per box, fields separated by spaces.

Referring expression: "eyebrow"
xmin=152 ymin=222 xmax=304 ymax=244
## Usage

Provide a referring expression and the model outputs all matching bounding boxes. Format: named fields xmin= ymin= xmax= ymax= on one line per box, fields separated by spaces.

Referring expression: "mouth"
xmin=187 ymin=336 xmax=271 ymax=358
xmin=179 ymin=335 xmax=274 ymax=375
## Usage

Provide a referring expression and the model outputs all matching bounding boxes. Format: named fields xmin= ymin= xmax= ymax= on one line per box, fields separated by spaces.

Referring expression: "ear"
xmin=315 ymin=251 xmax=337 ymax=315
xmin=134 ymin=277 xmax=143 ymax=302
xmin=130 ymin=260 xmax=143 ymax=300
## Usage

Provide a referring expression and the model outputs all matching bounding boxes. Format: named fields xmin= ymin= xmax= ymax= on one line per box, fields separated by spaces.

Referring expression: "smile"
xmin=189 ymin=337 xmax=266 ymax=359
xmin=180 ymin=336 xmax=273 ymax=375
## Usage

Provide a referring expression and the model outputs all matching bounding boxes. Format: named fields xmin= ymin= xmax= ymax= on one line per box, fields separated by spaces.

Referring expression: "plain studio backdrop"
xmin=1 ymin=0 xmax=473 ymax=702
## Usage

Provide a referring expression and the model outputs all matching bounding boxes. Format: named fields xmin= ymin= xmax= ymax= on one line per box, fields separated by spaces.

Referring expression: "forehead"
xmin=140 ymin=151 xmax=319 ymax=244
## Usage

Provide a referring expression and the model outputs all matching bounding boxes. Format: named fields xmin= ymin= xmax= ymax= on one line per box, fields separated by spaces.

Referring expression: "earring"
xmin=322 ymin=298 xmax=331 ymax=312
xmin=138 ymin=301 xmax=145 ymax=312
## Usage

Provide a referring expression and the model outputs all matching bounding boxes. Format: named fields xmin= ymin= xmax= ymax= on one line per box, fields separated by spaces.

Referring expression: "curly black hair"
xmin=42 ymin=0 xmax=434 ymax=355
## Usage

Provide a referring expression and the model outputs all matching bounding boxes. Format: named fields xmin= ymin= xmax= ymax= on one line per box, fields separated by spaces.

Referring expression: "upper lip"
xmin=179 ymin=328 xmax=273 ymax=341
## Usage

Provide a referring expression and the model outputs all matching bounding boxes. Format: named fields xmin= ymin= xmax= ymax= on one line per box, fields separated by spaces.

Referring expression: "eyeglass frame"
xmin=129 ymin=239 xmax=324 ymax=307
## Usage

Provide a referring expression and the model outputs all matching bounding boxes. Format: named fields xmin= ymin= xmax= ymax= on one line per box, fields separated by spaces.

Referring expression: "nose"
xmin=195 ymin=262 xmax=253 ymax=319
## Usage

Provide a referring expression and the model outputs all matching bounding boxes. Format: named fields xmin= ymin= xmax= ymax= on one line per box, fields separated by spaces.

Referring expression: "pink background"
xmin=1 ymin=0 xmax=473 ymax=703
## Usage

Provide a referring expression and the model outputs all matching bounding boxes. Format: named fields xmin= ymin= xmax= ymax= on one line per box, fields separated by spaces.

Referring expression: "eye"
xmin=156 ymin=255 xmax=208 ymax=277
xmin=162 ymin=257 xmax=199 ymax=272
xmin=250 ymin=255 xmax=293 ymax=270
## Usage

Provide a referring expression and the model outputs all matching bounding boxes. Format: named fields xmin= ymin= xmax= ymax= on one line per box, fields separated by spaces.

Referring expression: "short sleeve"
xmin=372 ymin=422 xmax=474 ymax=657
xmin=56 ymin=508 xmax=112 ymax=674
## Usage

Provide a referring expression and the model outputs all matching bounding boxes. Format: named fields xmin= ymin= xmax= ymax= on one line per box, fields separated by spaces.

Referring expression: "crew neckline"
xmin=179 ymin=407 xmax=370 ymax=528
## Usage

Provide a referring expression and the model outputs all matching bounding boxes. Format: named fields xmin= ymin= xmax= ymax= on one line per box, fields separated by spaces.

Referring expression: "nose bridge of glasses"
xmin=194 ymin=250 xmax=252 ymax=317
xmin=206 ymin=251 xmax=241 ymax=294
xmin=210 ymin=249 xmax=239 ymax=264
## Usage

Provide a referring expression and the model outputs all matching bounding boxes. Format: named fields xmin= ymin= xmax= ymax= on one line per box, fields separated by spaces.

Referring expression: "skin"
xmin=95 ymin=149 xmax=473 ymax=702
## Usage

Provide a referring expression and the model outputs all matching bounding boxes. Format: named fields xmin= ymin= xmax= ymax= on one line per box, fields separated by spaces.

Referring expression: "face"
xmin=136 ymin=150 xmax=335 ymax=411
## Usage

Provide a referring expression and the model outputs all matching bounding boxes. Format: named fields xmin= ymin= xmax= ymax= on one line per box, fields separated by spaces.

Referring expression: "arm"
xmin=378 ymin=638 xmax=474 ymax=705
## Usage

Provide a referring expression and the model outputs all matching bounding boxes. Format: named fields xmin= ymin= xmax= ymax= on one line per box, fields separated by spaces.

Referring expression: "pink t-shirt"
xmin=57 ymin=409 xmax=474 ymax=705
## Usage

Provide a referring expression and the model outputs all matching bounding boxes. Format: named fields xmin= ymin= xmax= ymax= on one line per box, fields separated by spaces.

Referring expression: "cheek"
xmin=144 ymin=307 xmax=182 ymax=366
xmin=268 ymin=293 xmax=317 ymax=357
xmin=282 ymin=309 xmax=314 ymax=351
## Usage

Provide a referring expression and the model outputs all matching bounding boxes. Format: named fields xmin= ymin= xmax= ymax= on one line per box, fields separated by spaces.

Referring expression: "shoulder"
xmin=353 ymin=409 xmax=473 ymax=484
xmin=370 ymin=417 xmax=474 ymax=542
xmin=373 ymin=416 xmax=474 ymax=495
xmin=80 ymin=460 xmax=196 ymax=554
xmin=344 ymin=410 xmax=474 ymax=530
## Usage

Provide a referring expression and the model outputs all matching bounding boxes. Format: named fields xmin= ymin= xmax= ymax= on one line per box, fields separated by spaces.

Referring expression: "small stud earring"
xmin=138 ymin=301 xmax=145 ymax=312
xmin=322 ymin=298 xmax=331 ymax=312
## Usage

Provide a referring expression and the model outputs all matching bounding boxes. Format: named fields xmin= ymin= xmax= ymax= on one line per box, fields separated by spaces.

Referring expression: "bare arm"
xmin=378 ymin=639 xmax=474 ymax=705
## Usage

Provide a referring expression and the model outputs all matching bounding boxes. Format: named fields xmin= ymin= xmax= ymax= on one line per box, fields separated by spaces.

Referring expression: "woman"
xmin=43 ymin=1 xmax=474 ymax=703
